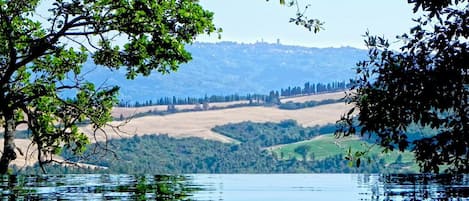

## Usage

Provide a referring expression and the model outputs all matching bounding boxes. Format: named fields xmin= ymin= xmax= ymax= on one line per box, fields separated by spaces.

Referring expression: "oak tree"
xmin=0 ymin=0 xmax=217 ymax=174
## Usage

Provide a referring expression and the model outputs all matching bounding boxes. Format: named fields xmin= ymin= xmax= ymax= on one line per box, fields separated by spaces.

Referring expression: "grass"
xmin=270 ymin=134 xmax=419 ymax=172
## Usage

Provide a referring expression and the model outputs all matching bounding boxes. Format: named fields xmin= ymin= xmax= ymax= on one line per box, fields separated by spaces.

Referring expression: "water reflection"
xmin=359 ymin=174 xmax=469 ymax=201
xmin=0 ymin=174 xmax=468 ymax=201
xmin=0 ymin=174 xmax=200 ymax=200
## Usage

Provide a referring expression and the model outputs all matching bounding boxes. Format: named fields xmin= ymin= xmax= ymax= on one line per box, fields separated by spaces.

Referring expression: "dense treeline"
xmin=51 ymin=134 xmax=385 ymax=174
xmin=278 ymin=99 xmax=343 ymax=110
xmin=212 ymin=120 xmax=336 ymax=147
xmin=280 ymin=81 xmax=350 ymax=97
xmin=118 ymin=94 xmax=272 ymax=107
xmin=118 ymin=80 xmax=349 ymax=107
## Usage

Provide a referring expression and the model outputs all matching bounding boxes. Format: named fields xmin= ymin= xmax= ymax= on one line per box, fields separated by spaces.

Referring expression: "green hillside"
xmin=270 ymin=134 xmax=418 ymax=172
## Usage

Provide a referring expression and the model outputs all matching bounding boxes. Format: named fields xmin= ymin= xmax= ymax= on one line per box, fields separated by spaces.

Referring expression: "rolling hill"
xmin=268 ymin=134 xmax=418 ymax=173
xmin=6 ymin=92 xmax=350 ymax=168
xmin=81 ymin=42 xmax=366 ymax=102
xmin=6 ymin=41 xmax=368 ymax=172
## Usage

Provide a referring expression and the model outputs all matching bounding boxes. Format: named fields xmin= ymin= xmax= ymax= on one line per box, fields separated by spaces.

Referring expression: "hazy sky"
xmin=197 ymin=0 xmax=417 ymax=48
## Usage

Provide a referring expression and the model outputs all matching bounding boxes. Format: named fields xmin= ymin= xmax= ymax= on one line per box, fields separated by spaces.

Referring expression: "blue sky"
xmin=197 ymin=0 xmax=417 ymax=48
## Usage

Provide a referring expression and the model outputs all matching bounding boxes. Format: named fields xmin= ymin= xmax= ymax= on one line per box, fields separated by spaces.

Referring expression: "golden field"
xmin=85 ymin=102 xmax=350 ymax=143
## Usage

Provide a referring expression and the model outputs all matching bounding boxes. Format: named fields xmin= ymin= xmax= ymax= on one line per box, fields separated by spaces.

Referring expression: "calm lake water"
xmin=1 ymin=174 xmax=468 ymax=200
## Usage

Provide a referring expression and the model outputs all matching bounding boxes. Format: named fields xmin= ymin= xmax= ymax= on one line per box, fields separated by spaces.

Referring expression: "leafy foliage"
xmin=337 ymin=0 xmax=469 ymax=173
xmin=0 ymin=0 xmax=217 ymax=174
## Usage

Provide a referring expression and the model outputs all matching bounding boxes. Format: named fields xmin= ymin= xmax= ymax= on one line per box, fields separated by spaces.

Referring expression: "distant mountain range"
xmin=82 ymin=42 xmax=367 ymax=102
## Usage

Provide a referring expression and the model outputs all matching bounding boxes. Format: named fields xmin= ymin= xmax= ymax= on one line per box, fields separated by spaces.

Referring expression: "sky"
xmin=197 ymin=0 xmax=417 ymax=48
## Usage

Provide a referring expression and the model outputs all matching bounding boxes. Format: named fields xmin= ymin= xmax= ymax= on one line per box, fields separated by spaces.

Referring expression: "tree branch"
xmin=14 ymin=15 xmax=91 ymax=69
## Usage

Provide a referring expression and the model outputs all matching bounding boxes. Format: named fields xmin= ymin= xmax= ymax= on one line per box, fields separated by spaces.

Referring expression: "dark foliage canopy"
xmin=337 ymin=0 xmax=468 ymax=173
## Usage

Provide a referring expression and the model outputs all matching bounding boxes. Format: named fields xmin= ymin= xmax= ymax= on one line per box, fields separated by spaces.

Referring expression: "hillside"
xmin=81 ymin=42 xmax=366 ymax=101
xmin=11 ymin=93 xmax=424 ymax=173
xmin=111 ymin=91 xmax=346 ymax=118
xmin=39 ymin=122 xmax=392 ymax=174
xmin=268 ymin=134 xmax=418 ymax=173
xmin=83 ymin=101 xmax=350 ymax=143
xmin=7 ymin=93 xmax=349 ymax=168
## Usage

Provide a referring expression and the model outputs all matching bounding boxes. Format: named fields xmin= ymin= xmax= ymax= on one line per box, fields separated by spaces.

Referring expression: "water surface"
xmin=1 ymin=174 xmax=468 ymax=200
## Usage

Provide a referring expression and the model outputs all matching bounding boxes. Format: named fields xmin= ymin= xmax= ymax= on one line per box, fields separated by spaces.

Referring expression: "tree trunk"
xmin=0 ymin=111 xmax=17 ymax=174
